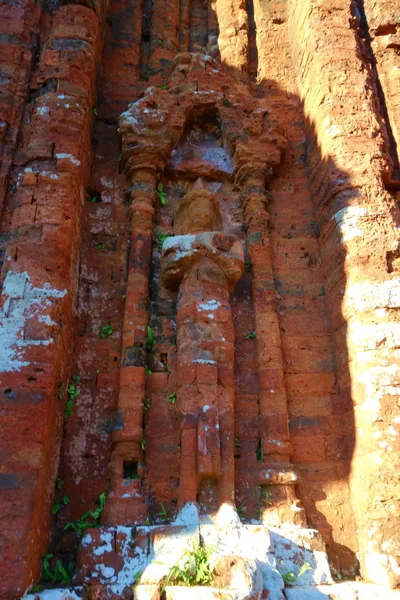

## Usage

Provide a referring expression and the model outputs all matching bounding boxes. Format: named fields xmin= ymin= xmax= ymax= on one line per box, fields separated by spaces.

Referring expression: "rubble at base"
xmin=24 ymin=505 xmax=400 ymax=600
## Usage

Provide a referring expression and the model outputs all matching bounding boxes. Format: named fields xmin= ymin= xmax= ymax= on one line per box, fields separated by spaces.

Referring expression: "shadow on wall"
xmin=209 ymin=1 xmax=359 ymax=576
xmin=111 ymin=0 xmax=360 ymax=577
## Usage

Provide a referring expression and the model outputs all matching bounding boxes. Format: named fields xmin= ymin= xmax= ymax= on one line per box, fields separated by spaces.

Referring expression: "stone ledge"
xmin=284 ymin=582 xmax=400 ymax=599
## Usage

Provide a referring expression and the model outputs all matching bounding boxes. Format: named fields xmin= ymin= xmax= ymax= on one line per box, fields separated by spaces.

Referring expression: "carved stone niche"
xmin=106 ymin=52 xmax=299 ymax=522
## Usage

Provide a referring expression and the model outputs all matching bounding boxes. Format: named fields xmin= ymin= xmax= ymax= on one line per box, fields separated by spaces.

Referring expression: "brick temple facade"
xmin=0 ymin=0 xmax=400 ymax=598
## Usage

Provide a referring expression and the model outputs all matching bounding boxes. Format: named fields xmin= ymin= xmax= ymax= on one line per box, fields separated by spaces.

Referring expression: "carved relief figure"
xmin=105 ymin=54 xmax=297 ymax=526
xmin=161 ymin=182 xmax=244 ymax=507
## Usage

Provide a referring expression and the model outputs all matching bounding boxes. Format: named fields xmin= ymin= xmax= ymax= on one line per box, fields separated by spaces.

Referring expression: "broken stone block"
xmin=134 ymin=584 xmax=160 ymax=600
xmin=23 ymin=589 xmax=85 ymax=600
xmin=284 ymin=582 xmax=400 ymax=599
xmin=270 ymin=527 xmax=333 ymax=586
xmin=212 ymin=555 xmax=262 ymax=598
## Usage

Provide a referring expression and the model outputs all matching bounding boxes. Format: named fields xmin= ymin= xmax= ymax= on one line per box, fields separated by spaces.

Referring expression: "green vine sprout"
xmin=157 ymin=183 xmax=167 ymax=206
xmin=161 ymin=542 xmax=214 ymax=590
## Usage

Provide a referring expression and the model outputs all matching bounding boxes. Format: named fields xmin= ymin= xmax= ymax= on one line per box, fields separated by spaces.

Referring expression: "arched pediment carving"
xmin=119 ymin=53 xmax=286 ymax=188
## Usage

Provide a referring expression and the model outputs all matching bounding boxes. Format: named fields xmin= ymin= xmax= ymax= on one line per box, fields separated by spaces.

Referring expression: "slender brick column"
xmin=161 ymin=231 xmax=244 ymax=507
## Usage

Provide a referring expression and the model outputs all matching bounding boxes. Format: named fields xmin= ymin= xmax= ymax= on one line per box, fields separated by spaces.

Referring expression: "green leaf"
xmin=67 ymin=384 xmax=80 ymax=400
xmin=169 ymin=392 xmax=177 ymax=404
xmin=52 ymin=503 xmax=63 ymax=515
xmin=157 ymin=183 xmax=167 ymax=206
xmin=100 ymin=324 xmax=113 ymax=338
xmin=99 ymin=493 xmax=107 ymax=512
xmin=157 ymin=503 xmax=168 ymax=519
xmin=156 ymin=232 xmax=173 ymax=251
xmin=244 ymin=331 xmax=256 ymax=340
xmin=283 ymin=571 xmax=297 ymax=584
xmin=132 ymin=569 xmax=143 ymax=586
xmin=64 ymin=398 xmax=74 ymax=419
xmin=93 ymin=108 xmax=98 ymax=117
xmin=54 ymin=559 xmax=72 ymax=584
xmin=298 ymin=561 xmax=312 ymax=578
xmin=63 ymin=492 xmax=106 ymax=534
xmin=146 ymin=325 xmax=154 ymax=351
xmin=42 ymin=553 xmax=54 ymax=582
xmin=162 ymin=542 xmax=213 ymax=589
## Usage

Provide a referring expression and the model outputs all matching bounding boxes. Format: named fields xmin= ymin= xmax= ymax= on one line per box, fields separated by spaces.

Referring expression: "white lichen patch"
xmin=162 ymin=234 xmax=196 ymax=259
xmin=94 ymin=564 xmax=115 ymax=579
xmin=173 ymin=502 xmax=199 ymax=527
xmin=198 ymin=299 xmax=220 ymax=312
xmin=36 ymin=106 xmax=50 ymax=116
xmin=93 ymin=531 xmax=113 ymax=556
xmin=100 ymin=177 xmax=115 ymax=189
xmin=109 ymin=526 xmax=149 ymax=595
xmin=55 ymin=153 xmax=81 ymax=166
xmin=38 ymin=315 xmax=57 ymax=326
xmin=192 ymin=358 xmax=216 ymax=364
xmin=0 ymin=271 xmax=67 ymax=373
xmin=119 ymin=110 xmax=139 ymax=126
xmin=81 ymin=533 xmax=92 ymax=546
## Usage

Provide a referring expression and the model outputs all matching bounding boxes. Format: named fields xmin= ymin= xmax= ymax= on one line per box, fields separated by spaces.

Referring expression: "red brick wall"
xmin=0 ymin=3 xmax=105 ymax=595
xmin=0 ymin=0 xmax=400 ymax=595
xmin=288 ymin=0 xmax=400 ymax=586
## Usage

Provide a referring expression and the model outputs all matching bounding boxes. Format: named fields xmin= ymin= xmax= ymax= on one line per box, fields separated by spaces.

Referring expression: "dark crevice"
xmin=189 ymin=0 xmax=208 ymax=52
xmin=246 ymin=0 xmax=258 ymax=81
xmin=139 ymin=0 xmax=153 ymax=77
xmin=352 ymin=0 xmax=400 ymax=188
xmin=28 ymin=79 xmax=58 ymax=104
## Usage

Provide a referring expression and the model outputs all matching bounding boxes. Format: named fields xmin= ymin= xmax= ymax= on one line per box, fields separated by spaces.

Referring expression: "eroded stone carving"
xmin=161 ymin=184 xmax=244 ymax=506
xmin=104 ymin=52 xmax=300 ymax=524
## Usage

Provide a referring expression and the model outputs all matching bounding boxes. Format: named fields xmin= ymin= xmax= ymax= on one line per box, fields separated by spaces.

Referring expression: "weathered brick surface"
xmin=363 ymin=0 xmax=400 ymax=184
xmin=0 ymin=0 xmax=400 ymax=596
xmin=0 ymin=0 xmax=42 ymax=215
xmin=0 ymin=2 xmax=104 ymax=596
xmin=288 ymin=0 xmax=400 ymax=586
